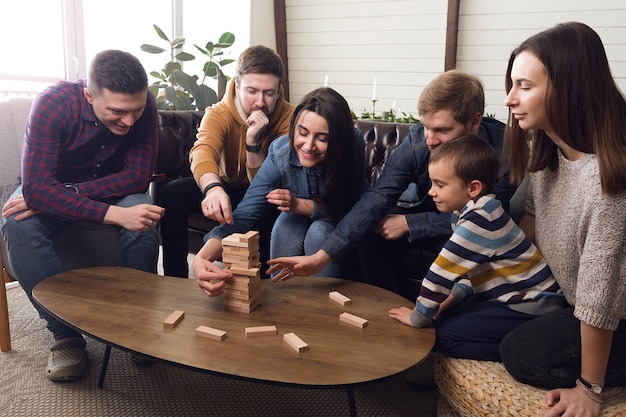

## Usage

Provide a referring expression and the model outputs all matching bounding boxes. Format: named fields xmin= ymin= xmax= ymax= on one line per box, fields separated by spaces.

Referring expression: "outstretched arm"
xmin=266 ymin=250 xmax=332 ymax=281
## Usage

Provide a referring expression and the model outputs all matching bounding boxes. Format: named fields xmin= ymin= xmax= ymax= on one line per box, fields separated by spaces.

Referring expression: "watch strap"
xmin=202 ymin=182 xmax=223 ymax=196
xmin=245 ymin=142 xmax=262 ymax=153
xmin=578 ymin=376 xmax=604 ymax=394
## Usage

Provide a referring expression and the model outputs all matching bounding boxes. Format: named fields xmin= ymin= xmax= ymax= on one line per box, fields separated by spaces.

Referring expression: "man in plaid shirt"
xmin=1 ymin=50 xmax=164 ymax=381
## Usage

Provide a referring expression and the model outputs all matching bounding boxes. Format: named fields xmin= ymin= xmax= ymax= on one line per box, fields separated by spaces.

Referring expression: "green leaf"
xmin=218 ymin=32 xmax=235 ymax=46
xmin=174 ymin=70 xmax=198 ymax=94
xmin=204 ymin=41 xmax=216 ymax=52
xmin=141 ymin=44 xmax=166 ymax=54
xmin=171 ymin=37 xmax=186 ymax=49
xmin=195 ymin=84 xmax=218 ymax=110
xmin=164 ymin=86 xmax=177 ymax=106
xmin=218 ymin=58 xmax=236 ymax=66
xmin=175 ymin=51 xmax=195 ymax=61
xmin=153 ymin=24 xmax=169 ymax=42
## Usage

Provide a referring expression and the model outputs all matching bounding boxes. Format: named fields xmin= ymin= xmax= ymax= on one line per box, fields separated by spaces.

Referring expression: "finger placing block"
xmin=329 ymin=291 xmax=352 ymax=305
xmin=339 ymin=312 xmax=368 ymax=328
xmin=195 ymin=325 xmax=227 ymax=341
xmin=245 ymin=325 xmax=278 ymax=337
xmin=163 ymin=310 xmax=185 ymax=328
xmin=283 ymin=332 xmax=309 ymax=352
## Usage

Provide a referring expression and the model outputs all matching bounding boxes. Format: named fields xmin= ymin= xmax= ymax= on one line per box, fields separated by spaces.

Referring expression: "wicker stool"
xmin=434 ymin=354 xmax=626 ymax=417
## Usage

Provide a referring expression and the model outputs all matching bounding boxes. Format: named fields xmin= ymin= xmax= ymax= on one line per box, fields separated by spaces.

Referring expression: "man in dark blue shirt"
xmin=266 ymin=70 xmax=517 ymax=296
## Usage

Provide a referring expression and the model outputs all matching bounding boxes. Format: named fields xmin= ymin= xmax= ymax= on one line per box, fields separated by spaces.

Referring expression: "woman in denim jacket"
xmin=193 ymin=87 xmax=368 ymax=288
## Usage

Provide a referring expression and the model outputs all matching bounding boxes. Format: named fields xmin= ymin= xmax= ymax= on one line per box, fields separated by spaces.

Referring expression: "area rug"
xmin=0 ymin=283 xmax=438 ymax=416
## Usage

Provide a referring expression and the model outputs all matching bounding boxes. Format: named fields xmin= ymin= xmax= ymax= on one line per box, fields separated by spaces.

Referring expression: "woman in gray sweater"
xmin=500 ymin=22 xmax=626 ymax=417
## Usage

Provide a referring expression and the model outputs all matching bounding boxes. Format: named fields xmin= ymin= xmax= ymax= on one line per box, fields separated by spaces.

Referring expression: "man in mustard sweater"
xmin=160 ymin=45 xmax=294 ymax=278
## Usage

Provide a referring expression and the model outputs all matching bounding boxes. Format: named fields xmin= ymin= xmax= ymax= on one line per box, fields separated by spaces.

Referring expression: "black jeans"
xmin=357 ymin=231 xmax=446 ymax=300
xmin=160 ymin=177 xmax=276 ymax=278
xmin=500 ymin=307 xmax=626 ymax=389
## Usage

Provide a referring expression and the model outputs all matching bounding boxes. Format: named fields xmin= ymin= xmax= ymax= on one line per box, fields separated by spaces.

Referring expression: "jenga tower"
xmin=221 ymin=231 xmax=261 ymax=313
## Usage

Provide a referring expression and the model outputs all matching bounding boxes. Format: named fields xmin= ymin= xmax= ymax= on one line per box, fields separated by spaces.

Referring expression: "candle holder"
xmin=371 ymin=99 xmax=378 ymax=119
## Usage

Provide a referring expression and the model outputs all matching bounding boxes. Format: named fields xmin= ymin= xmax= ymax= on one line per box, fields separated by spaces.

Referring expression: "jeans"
xmin=270 ymin=212 xmax=341 ymax=277
xmin=358 ymin=231 xmax=446 ymax=297
xmin=433 ymin=296 xmax=540 ymax=361
xmin=1 ymin=187 xmax=159 ymax=340
xmin=500 ymin=307 xmax=626 ymax=389
xmin=160 ymin=177 xmax=277 ymax=278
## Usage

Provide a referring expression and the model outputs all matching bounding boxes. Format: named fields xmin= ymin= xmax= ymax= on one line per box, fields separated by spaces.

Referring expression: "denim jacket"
xmin=322 ymin=117 xmax=517 ymax=262
xmin=207 ymin=130 xmax=368 ymax=241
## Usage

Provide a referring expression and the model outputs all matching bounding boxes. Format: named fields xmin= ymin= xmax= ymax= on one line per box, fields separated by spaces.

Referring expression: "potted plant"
xmin=140 ymin=24 xmax=236 ymax=110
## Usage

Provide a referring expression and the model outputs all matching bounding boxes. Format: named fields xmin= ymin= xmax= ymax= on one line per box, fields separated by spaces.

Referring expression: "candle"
xmin=324 ymin=75 xmax=328 ymax=88
xmin=372 ymin=78 xmax=377 ymax=100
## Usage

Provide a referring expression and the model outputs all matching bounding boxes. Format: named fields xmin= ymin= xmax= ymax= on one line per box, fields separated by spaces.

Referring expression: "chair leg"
xmin=0 ymin=269 xmax=11 ymax=352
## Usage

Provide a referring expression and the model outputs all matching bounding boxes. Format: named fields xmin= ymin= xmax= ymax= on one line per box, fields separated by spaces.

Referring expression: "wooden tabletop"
xmin=33 ymin=267 xmax=434 ymax=388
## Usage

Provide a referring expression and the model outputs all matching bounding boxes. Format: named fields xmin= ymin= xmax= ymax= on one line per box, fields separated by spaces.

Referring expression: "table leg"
xmin=98 ymin=344 xmax=112 ymax=389
xmin=346 ymin=386 xmax=357 ymax=417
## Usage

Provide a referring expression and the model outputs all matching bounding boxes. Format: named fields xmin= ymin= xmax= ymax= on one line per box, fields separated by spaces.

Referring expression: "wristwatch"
xmin=245 ymin=141 xmax=262 ymax=153
xmin=578 ymin=376 xmax=604 ymax=394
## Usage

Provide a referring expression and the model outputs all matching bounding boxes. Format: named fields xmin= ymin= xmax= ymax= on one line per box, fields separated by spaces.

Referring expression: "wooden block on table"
xmin=195 ymin=325 xmax=227 ymax=341
xmin=163 ymin=310 xmax=185 ymax=328
xmin=329 ymin=291 xmax=352 ymax=305
xmin=283 ymin=332 xmax=309 ymax=352
xmin=245 ymin=325 xmax=277 ymax=337
xmin=339 ymin=312 xmax=368 ymax=328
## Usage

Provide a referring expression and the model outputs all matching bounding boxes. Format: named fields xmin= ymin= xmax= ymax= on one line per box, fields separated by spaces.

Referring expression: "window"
xmin=1 ymin=0 xmax=251 ymax=97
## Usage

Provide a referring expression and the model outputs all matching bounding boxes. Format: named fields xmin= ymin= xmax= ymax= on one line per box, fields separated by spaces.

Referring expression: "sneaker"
xmin=46 ymin=337 xmax=87 ymax=381
xmin=405 ymin=352 xmax=435 ymax=390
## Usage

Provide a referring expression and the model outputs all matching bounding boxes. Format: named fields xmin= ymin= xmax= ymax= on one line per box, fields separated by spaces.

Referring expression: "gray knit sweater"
xmin=527 ymin=151 xmax=626 ymax=330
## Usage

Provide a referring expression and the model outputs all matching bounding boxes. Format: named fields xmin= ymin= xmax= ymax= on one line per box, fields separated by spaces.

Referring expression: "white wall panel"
xmin=285 ymin=0 xmax=447 ymax=118
xmin=456 ymin=0 xmax=626 ymax=120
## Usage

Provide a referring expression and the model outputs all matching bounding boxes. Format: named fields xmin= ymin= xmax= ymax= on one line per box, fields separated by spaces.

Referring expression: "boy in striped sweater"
xmin=389 ymin=134 xmax=565 ymax=361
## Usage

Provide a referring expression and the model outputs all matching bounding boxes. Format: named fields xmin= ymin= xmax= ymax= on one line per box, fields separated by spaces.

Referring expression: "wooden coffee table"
xmin=33 ymin=267 xmax=435 ymax=416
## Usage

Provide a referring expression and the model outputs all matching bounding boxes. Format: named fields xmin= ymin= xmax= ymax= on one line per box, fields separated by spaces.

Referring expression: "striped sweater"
xmin=410 ymin=194 xmax=563 ymax=328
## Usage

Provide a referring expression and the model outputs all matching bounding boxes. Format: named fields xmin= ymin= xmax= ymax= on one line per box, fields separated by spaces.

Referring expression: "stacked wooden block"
xmin=221 ymin=231 xmax=261 ymax=313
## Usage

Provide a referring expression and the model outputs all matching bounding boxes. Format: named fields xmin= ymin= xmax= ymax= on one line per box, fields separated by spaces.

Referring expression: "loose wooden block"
xmin=339 ymin=312 xmax=368 ymax=328
xmin=329 ymin=291 xmax=352 ymax=305
xmin=195 ymin=325 xmax=227 ymax=341
xmin=283 ymin=332 xmax=309 ymax=352
xmin=163 ymin=310 xmax=185 ymax=328
xmin=245 ymin=325 xmax=277 ymax=337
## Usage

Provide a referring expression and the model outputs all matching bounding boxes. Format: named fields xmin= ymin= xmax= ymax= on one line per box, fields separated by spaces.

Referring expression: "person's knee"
xmin=303 ymin=221 xmax=333 ymax=254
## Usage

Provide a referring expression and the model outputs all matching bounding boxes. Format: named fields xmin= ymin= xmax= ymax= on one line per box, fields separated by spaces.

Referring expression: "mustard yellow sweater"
xmin=189 ymin=79 xmax=293 ymax=188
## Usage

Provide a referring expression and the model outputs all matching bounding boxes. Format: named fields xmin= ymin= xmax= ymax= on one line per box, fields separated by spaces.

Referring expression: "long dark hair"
xmin=288 ymin=87 xmax=362 ymax=222
xmin=504 ymin=22 xmax=626 ymax=195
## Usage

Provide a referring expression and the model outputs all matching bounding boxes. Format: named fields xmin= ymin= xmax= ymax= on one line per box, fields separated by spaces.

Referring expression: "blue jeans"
xmin=270 ymin=212 xmax=340 ymax=277
xmin=434 ymin=296 xmax=541 ymax=361
xmin=501 ymin=307 xmax=626 ymax=389
xmin=1 ymin=186 xmax=160 ymax=340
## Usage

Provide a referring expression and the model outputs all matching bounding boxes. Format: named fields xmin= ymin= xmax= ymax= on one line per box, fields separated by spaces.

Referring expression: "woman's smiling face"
xmin=293 ymin=110 xmax=329 ymax=168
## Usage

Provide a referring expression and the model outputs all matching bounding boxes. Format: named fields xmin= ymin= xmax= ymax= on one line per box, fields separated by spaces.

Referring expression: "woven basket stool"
xmin=434 ymin=354 xmax=626 ymax=417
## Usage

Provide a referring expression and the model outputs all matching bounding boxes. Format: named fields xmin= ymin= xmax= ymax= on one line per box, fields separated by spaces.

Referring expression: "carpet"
xmin=0 ymin=283 xmax=439 ymax=417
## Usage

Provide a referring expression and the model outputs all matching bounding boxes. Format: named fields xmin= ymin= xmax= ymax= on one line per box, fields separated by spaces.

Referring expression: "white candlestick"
xmin=372 ymin=78 xmax=377 ymax=100
xmin=324 ymin=75 xmax=328 ymax=88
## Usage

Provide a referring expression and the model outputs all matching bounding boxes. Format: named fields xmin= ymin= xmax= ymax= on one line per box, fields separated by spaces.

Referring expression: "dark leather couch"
xmin=154 ymin=113 xmax=429 ymax=298
xmin=152 ymin=110 xmax=216 ymax=252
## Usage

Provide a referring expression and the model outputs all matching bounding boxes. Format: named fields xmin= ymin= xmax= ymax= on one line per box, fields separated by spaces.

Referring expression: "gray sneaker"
xmin=46 ymin=337 xmax=87 ymax=381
